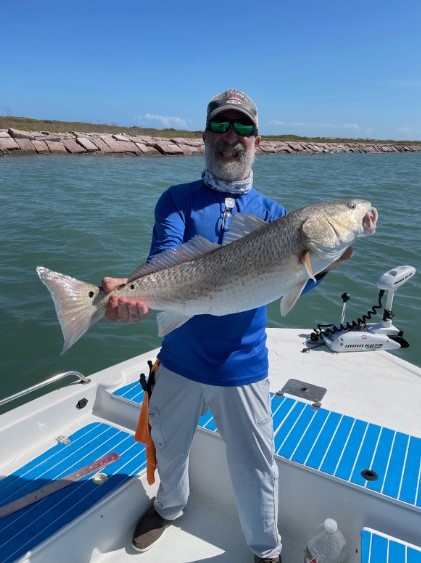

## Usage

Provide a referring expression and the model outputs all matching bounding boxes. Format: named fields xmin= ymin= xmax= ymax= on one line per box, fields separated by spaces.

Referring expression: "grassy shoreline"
xmin=1 ymin=115 xmax=420 ymax=146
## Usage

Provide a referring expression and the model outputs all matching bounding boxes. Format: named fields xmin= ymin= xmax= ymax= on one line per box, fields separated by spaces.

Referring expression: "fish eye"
xmin=348 ymin=202 xmax=356 ymax=209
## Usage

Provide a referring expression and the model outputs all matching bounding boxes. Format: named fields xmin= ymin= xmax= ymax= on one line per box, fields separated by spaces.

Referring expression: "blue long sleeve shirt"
xmin=148 ymin=179 xmax=314 ymax=386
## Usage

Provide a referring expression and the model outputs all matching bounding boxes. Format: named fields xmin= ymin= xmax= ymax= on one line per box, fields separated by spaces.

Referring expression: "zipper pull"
xmin=221 ymin=197 xmax=236 ymax=231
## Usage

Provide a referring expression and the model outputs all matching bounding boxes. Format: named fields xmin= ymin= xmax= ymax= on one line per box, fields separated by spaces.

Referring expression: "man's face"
xmin=203 ymin=110 xmax=261 ymax=182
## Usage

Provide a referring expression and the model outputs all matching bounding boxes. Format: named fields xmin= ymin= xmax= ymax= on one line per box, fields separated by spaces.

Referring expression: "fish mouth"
xmin=362 ymin=206 xmax=378 ymax=235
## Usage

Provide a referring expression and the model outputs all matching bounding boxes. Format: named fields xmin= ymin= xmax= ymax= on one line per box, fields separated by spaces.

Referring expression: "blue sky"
xmin=1 ymin=1 xmax=420 ymax=140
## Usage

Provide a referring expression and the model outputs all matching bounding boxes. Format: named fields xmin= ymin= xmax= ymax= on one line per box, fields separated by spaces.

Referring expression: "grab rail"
xmin=0 ymin=371 xmax=91 ymax=408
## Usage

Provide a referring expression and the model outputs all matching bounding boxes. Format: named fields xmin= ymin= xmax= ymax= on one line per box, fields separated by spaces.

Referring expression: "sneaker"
xmin=132 ymin=505 xmax=173 ymax=552
xmin=253 ymin=555 xmax=282 ymax=563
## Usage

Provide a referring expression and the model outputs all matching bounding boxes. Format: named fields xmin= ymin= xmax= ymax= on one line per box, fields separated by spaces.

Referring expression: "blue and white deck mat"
xmin=0 ymin=422 xmax=146 ymax=563
xmin=113 ymin=381 xmax=421 ymax=509
xmin=361 ymin=528 xmax=421 ymax=563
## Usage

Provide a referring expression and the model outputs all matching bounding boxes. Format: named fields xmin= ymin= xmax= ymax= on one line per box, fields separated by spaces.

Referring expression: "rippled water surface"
xmin=1 ymin=153 xmax=420 ymax=409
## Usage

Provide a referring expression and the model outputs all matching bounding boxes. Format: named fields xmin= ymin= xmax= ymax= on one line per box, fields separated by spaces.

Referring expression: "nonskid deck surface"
xmin=113 ymin=383 xmax=421 ymax=510
xmin=0 ymin=422 xmax=146 ymax=563
xmin=270 ymin=395 xmax=421 ymax=509
xmin=361 ymin=528 xmax=421 ymax=563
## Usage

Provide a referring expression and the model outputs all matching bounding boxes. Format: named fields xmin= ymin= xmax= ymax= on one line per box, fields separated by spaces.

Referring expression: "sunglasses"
xmin=207 ymin=118 xmax=256 ymax=137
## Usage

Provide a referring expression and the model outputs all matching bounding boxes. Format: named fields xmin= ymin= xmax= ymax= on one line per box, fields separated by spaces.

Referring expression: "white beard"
xmin=204 ymin=140 xmax=256 ymax=182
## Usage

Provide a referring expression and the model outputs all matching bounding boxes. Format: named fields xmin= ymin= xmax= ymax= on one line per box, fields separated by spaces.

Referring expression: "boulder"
xmin=134 ymin=143 xmax=161 ymax=155
xmin=153 ymin=141 xmax=186 ymax=155
xmin=15 ymin=138 xmax=36 ymax=153
xmin=45 ymin=140 xmax=68 ymax=153
xmin=0 ymin=135 xmax=20 ymax=150
xmin=31 ymin=140 xmax=50 ymax=154
xmin=8 ymin=128 xmax=36 ymax=140
xmin=101 ymin=135 xmax=139 ymax=153
xmin=76 ymin=137 xmax=100 ymax=152
xmin=87 ymin=136 xmax=113 ymax=153
xmin=61 ymin=139 xmax=86 ymax=154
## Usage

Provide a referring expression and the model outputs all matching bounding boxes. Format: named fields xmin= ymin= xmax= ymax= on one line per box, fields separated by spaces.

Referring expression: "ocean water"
xmin=1 ymin=152 xmax=420 ymax=411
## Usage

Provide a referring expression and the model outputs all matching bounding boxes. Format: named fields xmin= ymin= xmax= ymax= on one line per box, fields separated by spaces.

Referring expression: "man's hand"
xmin=102 ymin=277 xmax=149 ymax=323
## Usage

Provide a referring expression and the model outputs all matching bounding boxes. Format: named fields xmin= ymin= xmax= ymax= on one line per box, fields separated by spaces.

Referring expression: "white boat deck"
xmin=1 ymin=328 xmax=420 ymax=563
xmin=267 ymin=329 xmax=421 ymax=437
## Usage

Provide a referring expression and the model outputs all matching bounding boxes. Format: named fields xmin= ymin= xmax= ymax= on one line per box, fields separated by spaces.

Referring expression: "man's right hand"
xmin=102 ymin=277 xmax=149 ymax=324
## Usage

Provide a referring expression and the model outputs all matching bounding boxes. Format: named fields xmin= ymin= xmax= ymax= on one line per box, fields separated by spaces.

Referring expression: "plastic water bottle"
xmin=304 ymin=518 xmax=347 ymax=563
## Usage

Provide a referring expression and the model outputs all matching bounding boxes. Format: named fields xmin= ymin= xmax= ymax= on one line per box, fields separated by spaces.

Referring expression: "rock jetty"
xmin=1 ymin=128 xmax=420 ymax=157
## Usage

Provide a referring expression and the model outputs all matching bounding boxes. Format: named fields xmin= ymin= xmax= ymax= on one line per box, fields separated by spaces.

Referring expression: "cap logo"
xmin=225 ymin=90 xmax=244 ymax=105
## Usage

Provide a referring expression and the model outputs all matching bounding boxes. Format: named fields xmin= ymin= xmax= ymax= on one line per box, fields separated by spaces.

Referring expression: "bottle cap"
xmin=324 ymin=518 xmax=338 ymax=534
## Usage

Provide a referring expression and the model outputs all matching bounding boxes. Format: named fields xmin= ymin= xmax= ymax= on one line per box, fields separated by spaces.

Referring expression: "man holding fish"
xmin=39 ymin=90 xmax=376 ymax=562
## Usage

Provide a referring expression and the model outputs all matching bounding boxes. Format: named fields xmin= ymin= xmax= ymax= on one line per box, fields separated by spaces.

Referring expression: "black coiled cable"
xmin=310 ymin=289 xmax=387 ymax=341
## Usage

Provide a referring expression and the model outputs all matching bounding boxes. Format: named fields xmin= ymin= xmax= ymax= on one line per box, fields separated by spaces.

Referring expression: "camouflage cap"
xmin=206 ymin=89 xmax=258 ymax=128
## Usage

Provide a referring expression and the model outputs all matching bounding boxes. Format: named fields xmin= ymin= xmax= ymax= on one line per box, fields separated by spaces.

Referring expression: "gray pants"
xmin=148 ymin=363 xmax=282 ymax=559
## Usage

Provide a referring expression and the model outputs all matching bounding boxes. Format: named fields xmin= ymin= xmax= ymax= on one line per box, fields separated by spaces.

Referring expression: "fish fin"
xmin=280 ymin=281 xmax=307 ymax=316
xmin=36 ymin=266 xmax=107 ymax=354
xmin=223 ymin=214 xmax=267 ymax=245
xmin=156 ymin=311 xmax=191 ymax=336
xmin=301 ymin=250 xmax=316 ymax=281
xmin=128 ymin=237 xmax=219 ymax=282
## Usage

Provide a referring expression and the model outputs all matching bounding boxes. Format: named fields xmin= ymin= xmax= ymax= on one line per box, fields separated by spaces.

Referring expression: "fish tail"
xmin=36 ymin=266 xmax=108 ymax=353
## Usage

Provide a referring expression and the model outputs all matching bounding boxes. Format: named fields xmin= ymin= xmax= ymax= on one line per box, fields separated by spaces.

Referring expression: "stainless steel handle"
xmin=0 ymin=371 xmax=91 ymax=408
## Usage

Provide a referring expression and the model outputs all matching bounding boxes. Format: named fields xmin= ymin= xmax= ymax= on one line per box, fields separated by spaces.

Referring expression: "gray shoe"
xmin=132 ymin=506 xmax=173 ymax=552
xmin=253 ymin=556 xmax=282 ymax=563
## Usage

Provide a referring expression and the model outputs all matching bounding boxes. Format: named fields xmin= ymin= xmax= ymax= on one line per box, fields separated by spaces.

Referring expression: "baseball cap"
xmin=206 ymin=89 xmax=258 ymax=128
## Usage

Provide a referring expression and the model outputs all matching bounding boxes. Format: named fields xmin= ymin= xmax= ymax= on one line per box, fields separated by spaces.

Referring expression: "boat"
xmin=1 ymin=266 xmax=420 ymax=563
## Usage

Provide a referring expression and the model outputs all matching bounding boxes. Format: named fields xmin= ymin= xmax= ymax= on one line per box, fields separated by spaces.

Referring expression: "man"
xmin=103 ymin=89 xmax=349 ymax=563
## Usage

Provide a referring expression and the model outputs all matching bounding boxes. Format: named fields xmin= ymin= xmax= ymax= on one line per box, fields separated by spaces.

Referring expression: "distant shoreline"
xmin=1 ymin=127 xmax=421 ymax=157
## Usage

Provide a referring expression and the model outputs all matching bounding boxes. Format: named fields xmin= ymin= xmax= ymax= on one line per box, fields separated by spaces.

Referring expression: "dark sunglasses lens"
xmin=233 ymin=122 xmax=254 ymax=136
xmin=209 ymin=120 xmax=230 ymax=133
xmin=208 ymin=119 xmax=255 ymax=136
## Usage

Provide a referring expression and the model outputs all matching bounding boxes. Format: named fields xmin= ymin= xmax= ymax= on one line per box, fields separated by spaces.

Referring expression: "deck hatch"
xmin=277 ymin=378 xmax=327 ymax=404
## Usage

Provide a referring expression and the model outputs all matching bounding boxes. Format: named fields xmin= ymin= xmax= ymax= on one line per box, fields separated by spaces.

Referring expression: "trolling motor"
xmin=309 ymin=265 xmax=416 ymax=352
